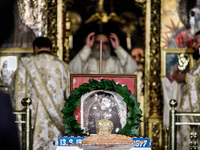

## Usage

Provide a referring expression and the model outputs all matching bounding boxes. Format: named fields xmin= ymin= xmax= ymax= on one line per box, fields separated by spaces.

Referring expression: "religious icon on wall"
xmin=161 ymin=0 xmax=197 ymax=76
xmin=161 ymin=49 xmax=194 ymax=76
xmin=166 ymin=53 xmax=190 ymax=75
xmin=0 ymin=55 xmax=18 ymax=84
xmin=161 ymin=0 xmax=199 ymax=49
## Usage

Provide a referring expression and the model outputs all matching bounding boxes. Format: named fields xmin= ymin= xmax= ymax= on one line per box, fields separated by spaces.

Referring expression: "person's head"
xmin=32 ymin=37 xmax=52 ymax=55
xmin=131 ymin=47 xmax=144 ymax=69
xmin=192 ymin=30 xmax=200 ymax=59
xmin=100 ymin=97 xmax=111 ymax=111
xmin=91 ymin=33 xmax=111 ymax=60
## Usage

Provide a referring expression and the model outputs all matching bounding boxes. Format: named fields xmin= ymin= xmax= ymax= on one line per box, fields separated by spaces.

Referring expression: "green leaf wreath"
xmin=61 ymin=78 xmax=142 ymax=136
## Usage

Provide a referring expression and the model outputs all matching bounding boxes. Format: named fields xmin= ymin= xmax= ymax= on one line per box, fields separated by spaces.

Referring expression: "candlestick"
xmin=99 ymin=40 xmax=102 ymax=74
xmin=126 ymin=34 xmax=131 ymax=50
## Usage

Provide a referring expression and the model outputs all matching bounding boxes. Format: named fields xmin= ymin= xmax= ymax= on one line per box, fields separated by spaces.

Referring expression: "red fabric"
xmin=174 ymin=29 xmax=193 ymax=48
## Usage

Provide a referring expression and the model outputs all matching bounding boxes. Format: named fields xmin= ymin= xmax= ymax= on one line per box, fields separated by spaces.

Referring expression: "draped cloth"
xmin=161 ymin=77 xmax=183 ymax=129
xmin=69 ymin=45 xmax=137 ymax=74
xmin=9 ymin=53 xmax=71 ymax=150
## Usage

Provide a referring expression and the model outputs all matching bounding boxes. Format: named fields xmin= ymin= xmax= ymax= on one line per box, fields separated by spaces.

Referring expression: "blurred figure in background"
xmin=130 ymin=47 xmax=144 ymax=135
xmin=69 ymin=31 xmax=137 ymax=74
xmin=9 ymin=37 xmax=71 ymax=150
xmin=131 ymin=47 xmax=144 ymax=71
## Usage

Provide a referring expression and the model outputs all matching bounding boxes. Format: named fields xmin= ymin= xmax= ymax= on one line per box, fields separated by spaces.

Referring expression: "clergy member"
xmin=171 ymin=30 xmax=200 ymax=150
xmin=69 ymin=32 xmax=137 ymax=74
xmin=8 ymin=37 xmax=71 ymax=150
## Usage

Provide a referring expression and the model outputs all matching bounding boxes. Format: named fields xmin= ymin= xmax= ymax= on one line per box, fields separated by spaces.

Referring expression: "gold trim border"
xmin=0 ymin=48 xmax=33 ymax=53
xmin=144 ymin=0 xmax=151 ymax=135
xmin=161 ymin=48 xmax=194 ymax=76
xmin=57 ymin=0 xmax=63 ymax=60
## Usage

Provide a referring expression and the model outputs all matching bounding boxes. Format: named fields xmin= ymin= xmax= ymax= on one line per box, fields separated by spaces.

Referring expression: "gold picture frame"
xmin=0 ymin=48 xmax=33 ymax=54
xmin=70 ymin=74 xmax=137 ymax=96
xmin=69 ymin=74 xmax=138 ymax=134
xmin=0 ymin=49 xmax=33 ymax=90
xmin=161 ymin=48 xmax=194 ymax=76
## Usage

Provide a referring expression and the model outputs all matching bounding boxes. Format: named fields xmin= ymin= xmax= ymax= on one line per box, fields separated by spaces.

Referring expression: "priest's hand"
xmin=166 ymin=75 xmax=174 ymax=83
xmin=171 ymin=65 xmax=186 ymax=83
xmin=109 ymin=33 xmax=120 ymax=50
xmin=172 ymin=73 xmax=186 ymax=83
xmin=86 ymin=32 xmax=95 ymax=48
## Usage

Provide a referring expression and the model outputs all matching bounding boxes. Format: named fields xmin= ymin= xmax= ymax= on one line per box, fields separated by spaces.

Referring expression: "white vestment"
xmin=9 ymin=53 xmax=71 ymax=150
xmin=161 ymin=77 xmax=183 ymax=129
xmin=69 ymin=45 xmax=137 ymax=74
xmin=176 ymin=60 xmax=200 ymax=150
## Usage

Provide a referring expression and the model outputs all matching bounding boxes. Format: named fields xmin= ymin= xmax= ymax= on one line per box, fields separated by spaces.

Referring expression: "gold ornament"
xmin=96 ymin=118 xmax=113 ymax=135
xmin=85 ymin=0 xmax=120 ymax=24
xmin=178 ymin=53 xmax=189 ymax=71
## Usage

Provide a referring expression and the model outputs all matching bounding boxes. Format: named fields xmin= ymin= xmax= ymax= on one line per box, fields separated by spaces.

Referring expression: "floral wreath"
xmin=61 ymin=78 xmax=142 ymax=136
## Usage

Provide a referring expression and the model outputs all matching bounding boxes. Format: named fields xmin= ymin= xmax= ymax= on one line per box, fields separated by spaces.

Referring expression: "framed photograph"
xmin=0 ymin=49 xmax=33 ymax=91
xmin=70 ymin=74 xmax=137 ymax=134
xmin=161 ymin=48 xmax=194 ymax=76
xmin=0 ymin=54 xmax=19 ymax=84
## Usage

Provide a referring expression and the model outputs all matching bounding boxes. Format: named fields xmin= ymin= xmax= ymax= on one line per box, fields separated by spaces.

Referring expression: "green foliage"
xmin=61 ymin=78 xmax=142 ymax=136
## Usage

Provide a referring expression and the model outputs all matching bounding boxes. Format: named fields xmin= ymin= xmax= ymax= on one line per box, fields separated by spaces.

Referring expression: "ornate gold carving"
xmin=63 ymin=10 xmax=82 ymax=62
xmin=46 ymin=0 xmax=58 ymax=56
xmin=66 ymin=11 xmax=82 ymax=35
xmin=85 ymin=0 xmax=120 ymax=24
xmin=149 ymin=0 xmax=161 ymax=117
xmin=148 ymin=0 xmax=163 ymax=149
xmin=178 ymin=53 xmax=190 ymax=72
xmin=17 ymin=0 xmax=47 ymax=36
xmin=96 ymin=118 xmax=114 ymax=135
xmin=85 ymin=12 xmax=120 ymax=24
xmin=119 ymin=12 xmax=138 ymax=50
xmin=62 ymin=0 xmax=81 ymax=62
xmin=135 ymin=0 xmax=146 ymax=3
xmin=148 ymin=118 xmax=162 ymax=150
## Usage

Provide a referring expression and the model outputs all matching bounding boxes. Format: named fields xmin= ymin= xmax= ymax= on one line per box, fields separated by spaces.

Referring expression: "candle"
xmin=99 ymin=40 xmax=102 ymax=74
